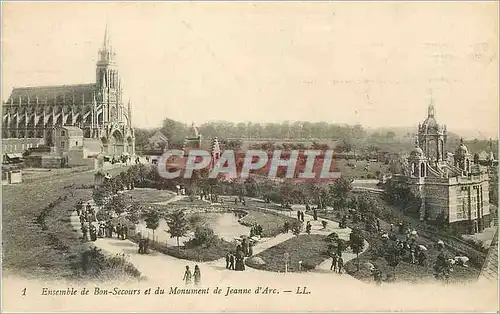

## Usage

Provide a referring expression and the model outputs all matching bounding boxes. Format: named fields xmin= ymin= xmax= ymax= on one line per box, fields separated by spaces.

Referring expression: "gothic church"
xmin=2 ymin=25 xmax=135 ymax=156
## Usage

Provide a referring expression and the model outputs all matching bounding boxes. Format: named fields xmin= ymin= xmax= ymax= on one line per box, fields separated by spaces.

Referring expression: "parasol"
xmin=418 ymin=245 xmax=427 ymax=251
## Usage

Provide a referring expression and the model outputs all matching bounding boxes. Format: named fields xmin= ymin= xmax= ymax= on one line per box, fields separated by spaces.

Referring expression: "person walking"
xmin=337 ymin=256 xmax=344 ymax=274
xmin=183 ymin=266 xmax=192 ymax=285
xmin=229 ymin=253 xmax=235 ymax=270
xmin=226 ymin=252 xmax=231 ymax=269
xmin=330 ymin=253 xmax=338 ymax=272
xmin=194 ymin=265 xmax=201 ymax=286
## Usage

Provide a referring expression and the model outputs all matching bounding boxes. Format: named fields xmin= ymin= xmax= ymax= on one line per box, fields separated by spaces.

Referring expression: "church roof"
xmin=5 ymin=84 xmax=96 ymax=106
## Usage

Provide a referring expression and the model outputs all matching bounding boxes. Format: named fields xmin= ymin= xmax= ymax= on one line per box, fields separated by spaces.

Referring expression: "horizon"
xmin=2 ymin=2 xmax=498 ymax=140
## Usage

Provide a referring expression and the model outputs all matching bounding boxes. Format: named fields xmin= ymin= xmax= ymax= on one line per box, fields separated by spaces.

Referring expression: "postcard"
xmin=1 ymin=2 xmax=498 ymax=312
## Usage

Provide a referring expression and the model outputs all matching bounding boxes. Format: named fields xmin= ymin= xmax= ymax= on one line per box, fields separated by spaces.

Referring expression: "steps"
xmin=479 ymin=228 xmax=499 ymax=282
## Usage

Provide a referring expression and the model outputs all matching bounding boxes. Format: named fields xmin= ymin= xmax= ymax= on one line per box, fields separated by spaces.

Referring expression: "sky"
xmin=2 ymin=2 xmax=498 ymax=138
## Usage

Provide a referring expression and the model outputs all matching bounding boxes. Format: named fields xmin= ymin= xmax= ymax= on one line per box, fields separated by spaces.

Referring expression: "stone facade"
xmin=2 ymin=25 xmax=135 ymax=157
xmin=391 ymin=103 xmax=491 ymax=234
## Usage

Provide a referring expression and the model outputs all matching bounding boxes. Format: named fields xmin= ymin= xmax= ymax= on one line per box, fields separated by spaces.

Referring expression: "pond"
xmin=136 ymin=212 xmax=251 ymax=246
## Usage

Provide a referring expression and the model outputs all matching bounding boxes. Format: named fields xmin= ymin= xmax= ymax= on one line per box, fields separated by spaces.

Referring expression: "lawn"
xmin=127 ymin=188 xmax=176 ymax=204
xmin=2 ymin=166 xmax=141 ymax=281
xmin=335 ymin=159 xmax=389 ymax=180
xmin=169 ymin=197 xmax=209 ymax=205
xmin=239 ymin=209 xmax=298 ymax=237
xmin=246 ymin=234 xmax=330 ymax=272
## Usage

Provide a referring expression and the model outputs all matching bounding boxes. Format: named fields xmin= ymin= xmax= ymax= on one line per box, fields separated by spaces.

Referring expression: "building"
xmin=2 ymin=24 xmax=135 ymax=157
xmin=390 ymin=102 xmax=491 ymax=234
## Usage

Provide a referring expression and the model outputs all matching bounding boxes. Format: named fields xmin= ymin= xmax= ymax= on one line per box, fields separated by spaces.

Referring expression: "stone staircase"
xmin=479 ymin=228 xmax=498 ymax=282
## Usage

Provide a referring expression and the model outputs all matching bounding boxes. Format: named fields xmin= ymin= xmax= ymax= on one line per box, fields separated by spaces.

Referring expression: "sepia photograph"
xmin=1 ymin=1 xmax=498 ymax=312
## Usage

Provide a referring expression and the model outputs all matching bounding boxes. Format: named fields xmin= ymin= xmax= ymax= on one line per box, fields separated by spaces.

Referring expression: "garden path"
xmin=70 ymin=190 xmax=369 ymax=281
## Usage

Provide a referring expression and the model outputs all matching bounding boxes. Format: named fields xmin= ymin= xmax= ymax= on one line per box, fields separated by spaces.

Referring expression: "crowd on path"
xmin=76 ymin=200 xmax=130 ymax=243
xmin=224 ymin=238 xmax=255 ymax=271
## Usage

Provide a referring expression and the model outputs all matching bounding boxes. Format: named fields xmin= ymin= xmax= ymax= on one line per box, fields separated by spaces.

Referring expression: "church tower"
xmin=96 ymin=23 xmax=122 ymax=127
xmin=93 ymin=23 xmax=134 ymax=156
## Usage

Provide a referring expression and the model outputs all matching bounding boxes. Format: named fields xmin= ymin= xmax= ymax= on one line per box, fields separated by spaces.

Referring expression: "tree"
xmin=349 ymin=228 xmax=365 ymax=271
xmin=166 ymin=209 xmax=190 ymax=247
xmin=329 ymin=177 xmax=352 ymax=210
xmin=144 ymin=208 xmax=160 ymax=241
xmin=105 ymin=194 xmax=128 ymax=215
xmin=126 ymin=202 xmax=142 ymax=224
xmin=119 ymin=172 xmax=129 ymax=190
xmin=92 ymin=186 xmax=109 ymax=209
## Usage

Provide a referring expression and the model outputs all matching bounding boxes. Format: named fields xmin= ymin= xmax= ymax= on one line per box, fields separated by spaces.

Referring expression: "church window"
xmin=61 ymin=141 xmax=65 ymax=148
xmin=76 ymin=141 xmax=78 ymax=146
xmin=61 ymin=130 xmax=66 ymax=136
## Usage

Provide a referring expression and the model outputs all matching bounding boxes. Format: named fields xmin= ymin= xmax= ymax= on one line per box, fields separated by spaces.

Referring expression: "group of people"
xmin=76 ymin=200 xmax=130 ymax=242
xmin=77 ymin=201 xmax=98 ymax=242
xmin=183 ymin=265 xmax=202 ymax=285
xmin=329 ymin=253 xmax=345 ymax=273
xmin=225 ymin=244 xmax=248 ymax=271
xmin=138 ymin=238 xmax=150 ymax=254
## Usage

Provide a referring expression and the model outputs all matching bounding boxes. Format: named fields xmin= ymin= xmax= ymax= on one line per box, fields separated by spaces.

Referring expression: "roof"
xmin=5 ymin=153 xmax=23 ymax=159
xmin=148 ymin=131 xmax=169 ymax=144
xmin=5 ymin=84 xmax=96 ymax=106
xmin=57 ymin=126 xmax=84 ymax=136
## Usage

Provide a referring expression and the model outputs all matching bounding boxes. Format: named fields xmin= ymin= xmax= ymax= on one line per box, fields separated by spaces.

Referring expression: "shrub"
xmin=186 ymin=226 xmax=219 ymax=248
xmin=321 ymin=220 xmax=328 ymax=229
xmin=301 ymin=259 xmax=316 ymax=271
xmin=80 ymin=247 xmax=141 ymax=279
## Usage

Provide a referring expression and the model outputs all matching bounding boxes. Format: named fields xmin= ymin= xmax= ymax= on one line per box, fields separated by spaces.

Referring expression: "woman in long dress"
xmin=183 ymin=266 xmax=192 ymax=285
xmin=235 ymin=246 xmax=245 ymax=271
xmin=194 ymin=265 xmax=201 ymax=285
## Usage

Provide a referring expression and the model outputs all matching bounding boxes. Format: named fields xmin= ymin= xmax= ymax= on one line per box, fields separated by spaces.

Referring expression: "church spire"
xmin=427 ymin=89 xmax=435 ymax=118
xmin=103 ymin=22 xmax=111 ymax=50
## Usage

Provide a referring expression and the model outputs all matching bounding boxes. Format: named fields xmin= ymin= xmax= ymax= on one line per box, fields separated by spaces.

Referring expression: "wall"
xmin=83 ymin=138 xmax=102 ymax=157
xmin=2 ymin=138 xmax=45 ymax=153
xmin=66 ymin=148 xmax=85 ymax=167
xmin=41 ymin=156 xmax=62 ymax=168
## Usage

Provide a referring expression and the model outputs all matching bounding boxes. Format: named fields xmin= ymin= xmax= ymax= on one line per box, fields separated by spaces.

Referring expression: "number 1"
xmin=21 ymin=288 xmax=26 ymax=296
